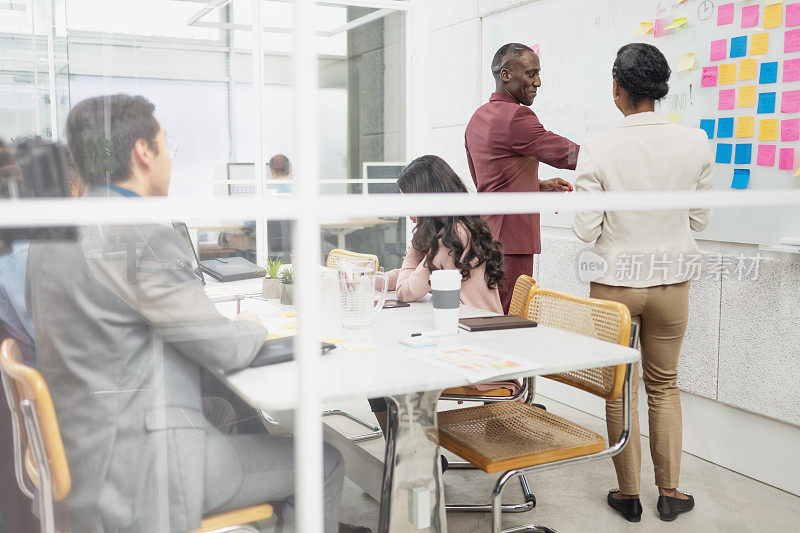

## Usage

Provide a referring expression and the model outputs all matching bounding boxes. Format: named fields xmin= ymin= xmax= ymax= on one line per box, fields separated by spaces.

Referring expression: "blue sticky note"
xmin=757 ymin=92 xmax=777 ymax=114
xmin=735 ymin=143 xmax=752 ymax=164
xmin=699 ymin=119 xmax=715 ymax=139
xmin=717 ymin=117 xmax=734 ymax=138
xmin=760 ymin=62 xmax=779 ymax=84
xmin=730 ymin=36 xmax=748 ymax=58
xmin=731 ymin=169 xmax=750 ymax=189
xmin=716 ymin=143 xmax=733 ymax=164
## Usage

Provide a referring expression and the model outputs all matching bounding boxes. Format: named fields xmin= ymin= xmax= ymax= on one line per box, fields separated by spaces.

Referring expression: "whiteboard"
xmin=482 ymin=0 xmax=800 ymax=246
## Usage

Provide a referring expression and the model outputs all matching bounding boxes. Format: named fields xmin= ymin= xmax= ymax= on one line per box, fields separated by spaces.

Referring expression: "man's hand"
xmin=235 ymin=311 xmax=263 ymax=326
xmin=539 ymin=178 xmax=572 ymax=191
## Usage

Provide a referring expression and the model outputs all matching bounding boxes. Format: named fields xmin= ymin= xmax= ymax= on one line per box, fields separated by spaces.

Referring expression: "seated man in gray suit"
xmin=27 ymin=95 xmax=367 ymax=533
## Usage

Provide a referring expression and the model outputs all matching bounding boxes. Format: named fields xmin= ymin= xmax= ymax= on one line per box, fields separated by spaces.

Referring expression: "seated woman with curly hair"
xmin=386 ymin=154 xmax=504 ymax=314
xmin=368 ymin=156 xmax=508 ymax=464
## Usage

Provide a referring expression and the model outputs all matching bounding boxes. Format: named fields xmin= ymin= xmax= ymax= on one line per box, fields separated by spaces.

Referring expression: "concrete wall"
xmin=419 ymin=0 xmax=800 ymax=428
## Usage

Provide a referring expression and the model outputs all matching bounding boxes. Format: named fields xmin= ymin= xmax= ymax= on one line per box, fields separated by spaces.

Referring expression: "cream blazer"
xmin=572 ymin=112 xmax=714 ymax=287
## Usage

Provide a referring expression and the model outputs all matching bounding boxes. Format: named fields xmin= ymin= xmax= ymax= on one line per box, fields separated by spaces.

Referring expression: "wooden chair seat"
xmin=191 ymin=503 xmax=273 ymax=533
xmin=441 ymin=386 xmax=512 ymax=397
xmin=438 ymin=402 xmax=605 ymax=474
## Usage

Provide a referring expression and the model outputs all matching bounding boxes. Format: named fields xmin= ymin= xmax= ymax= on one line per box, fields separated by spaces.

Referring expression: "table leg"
xmin=378 ymin=391 xmax=447 ymax=533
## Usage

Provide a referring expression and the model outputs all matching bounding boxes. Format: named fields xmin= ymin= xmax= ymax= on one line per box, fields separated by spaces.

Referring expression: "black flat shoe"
xmin=657 ymin=493 xmax=694 ymax=521
xmin=607 ymin=490 xmax=642 ymax=522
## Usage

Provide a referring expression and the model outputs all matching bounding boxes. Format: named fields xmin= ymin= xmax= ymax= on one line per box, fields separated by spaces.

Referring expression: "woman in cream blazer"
xmin=572 ymin=43 xmax=713 ymax=524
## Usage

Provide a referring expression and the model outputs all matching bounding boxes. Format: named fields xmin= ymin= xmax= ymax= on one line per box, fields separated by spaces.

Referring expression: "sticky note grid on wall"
xmin=701 ymin=0 xmax=800 ymax=189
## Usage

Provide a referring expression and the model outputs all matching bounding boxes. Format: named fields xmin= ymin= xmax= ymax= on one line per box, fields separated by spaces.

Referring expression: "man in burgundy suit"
xmin=466 ymin=43 xmax=579 ymax=313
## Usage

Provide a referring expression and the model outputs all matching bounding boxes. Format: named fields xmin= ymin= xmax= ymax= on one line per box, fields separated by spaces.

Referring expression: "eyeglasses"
xmin=165 ymin=137 xmax=179 ymax=160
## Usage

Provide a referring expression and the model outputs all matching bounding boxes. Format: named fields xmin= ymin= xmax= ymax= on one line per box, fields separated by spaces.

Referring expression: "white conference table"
xmin=210 ymin=279 xmax=639 ymax=533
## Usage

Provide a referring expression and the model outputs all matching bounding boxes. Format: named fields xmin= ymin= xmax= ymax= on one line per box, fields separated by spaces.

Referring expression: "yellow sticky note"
xmin=282 ymin=323 xmax=297 ymax=331
xmin=280 ymin=311 xmax=297 ymax=318
xmin=667 ymin=113 xmax=681 ymax=124
xmin=635 ymin=22 xmax=655 ymax=35
xmin=795 ymin=165 xmax=800 ymax=176
xmin=677 ymin=53 xmax=696 ymax=71
xmin=759 ymin=119 xmax=780 ymax=141
xmin=719 ymin=63 xmax=737 ymax=84
xmin=738 ymin=85 xmax=757 ymax=107
xmin=320 ymin=336 xmax=345 ymax=344
xmin=736 ymin=116 xmax=755 ymax=137
xmin=764 ymin=3 xmax=783 ymax=29
xmin=765 ymin=0 xmax=784 ymax=6
xmin=266 ymin=332 xmax=289 ymax=341
xmin=341 ymin=342 xmax=379 ymax=352
xmin=739 ymin=58 xmax=758 ymax=80
xmin=678 ymin=0 xmax=687 ymax=4
xmin=666 ymin=17 xmax=688 ymax=29
xmin=751 ymin=32 xmax=770 ymax=55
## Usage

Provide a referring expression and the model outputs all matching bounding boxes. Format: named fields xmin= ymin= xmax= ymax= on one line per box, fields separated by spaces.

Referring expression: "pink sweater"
xmin=386 ymin=226 xmax=503 ymax=315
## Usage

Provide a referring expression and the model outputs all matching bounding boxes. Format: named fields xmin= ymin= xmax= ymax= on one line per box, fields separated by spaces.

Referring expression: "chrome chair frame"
xmin=20 ymin=399 xmax=57 ymax=533
xmin=489 ymin=323 xmax=639 ymax=533
xmin=1 ymin=368 xmax=36 ymax=501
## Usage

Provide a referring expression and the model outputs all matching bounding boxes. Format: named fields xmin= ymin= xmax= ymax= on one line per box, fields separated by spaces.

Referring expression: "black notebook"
xmin=458 ymin=315 xmax=538 ymax=332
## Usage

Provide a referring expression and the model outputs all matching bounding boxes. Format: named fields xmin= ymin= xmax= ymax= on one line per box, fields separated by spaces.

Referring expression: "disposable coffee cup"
xmin=430 ymin=269 xmax=462 ymax=333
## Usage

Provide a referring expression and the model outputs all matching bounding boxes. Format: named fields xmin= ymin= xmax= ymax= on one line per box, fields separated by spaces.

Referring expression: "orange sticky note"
xmin=736 ymin=116 xmax=755 ymax=137
xmin=738 ymin=85 xmax=757 ymax=107
xmin=719 ymin=63 xmax=737 ymax=84
xmin=759 ymin=118 xmax=780 ymax=141
xmin=739 ymin=58 xmax=758 ymax=80
xmin=751 ymin=32 xmax=770 ymax=55
xmin=764 ymin=3 xmax=783 ymax=29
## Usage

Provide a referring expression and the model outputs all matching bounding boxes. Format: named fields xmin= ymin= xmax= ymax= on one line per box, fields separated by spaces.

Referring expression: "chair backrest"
xmin=508 ymin=275 xmax=537 ymax=318
xmin=525 ymin=288 xmax=632 ymax=401
xmin=0 ymin=338 xmax=71 ymax=502
xmin=325 ymin=249 xmax=380 ymax=271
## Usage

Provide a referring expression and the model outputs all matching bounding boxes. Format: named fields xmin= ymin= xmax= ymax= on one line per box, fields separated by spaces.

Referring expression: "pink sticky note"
xmin=786 ymin=28 xmax=800 ymax=53
xmin=742 ymin=5 xmax=760 ymax=28
xmin=782 ymin=90 xmax=800 ymax=113
xmin=784 ymin=58 xmax=800 ymax=82
xmin=710 ymin=39 xmax=727 ymax=61
xmin=757 ymin=145 xmax=776 ymax=166
xmin=654 ymin=17 xmax=672 ymax=38
xmin=787 ymin=3 xmax=800 ymax=27
xmin=783 ymin=28 xmax=800 ymax=54
xmin=702 ymin=66 xmax=719 ymax=86
xmin=781 ymin=118 xmax=800 ymax=141
xmin=531 ymin=44 xmax=540 ymax=56
xmin=780 ymin=148 xmax=796 ymax=170
xmin=719 ymin=89 xmax=736 ymax=110
xmin=718 ymin=3 xmax=734 ymax=26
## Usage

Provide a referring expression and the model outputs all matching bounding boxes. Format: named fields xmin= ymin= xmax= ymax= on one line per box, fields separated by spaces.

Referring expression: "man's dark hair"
xmin=491 ymin=43 xmax=534 ymax=79
xmin=66 ymin=94 xmax=159 ymax=185
xmin=269 ymin=154 xmax=291 ymax=177
xmin=613 ymin=43 xmax=671 ymax=105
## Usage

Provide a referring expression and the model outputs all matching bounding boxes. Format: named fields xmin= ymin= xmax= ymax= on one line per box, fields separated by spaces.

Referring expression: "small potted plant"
xmin=279 ymin=267 xmax=294 ymax=305
xmin=262 ymin=258 xmax=284 ymax=299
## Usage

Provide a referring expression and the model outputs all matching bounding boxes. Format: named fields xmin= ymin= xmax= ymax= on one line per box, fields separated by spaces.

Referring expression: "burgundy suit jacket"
xmin=465 ymin=92 xmax=579 ymax=255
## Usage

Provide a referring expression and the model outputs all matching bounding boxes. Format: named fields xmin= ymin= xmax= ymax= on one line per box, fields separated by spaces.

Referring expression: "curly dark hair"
xmin=612 ymin=43 xmax=671 ymax=105
xmin=397 ymin=155 xmax=504 ymax=290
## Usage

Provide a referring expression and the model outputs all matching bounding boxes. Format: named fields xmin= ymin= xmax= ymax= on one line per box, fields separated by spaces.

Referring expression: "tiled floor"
xmin=336 ymin=395 xmax=800 ymax=532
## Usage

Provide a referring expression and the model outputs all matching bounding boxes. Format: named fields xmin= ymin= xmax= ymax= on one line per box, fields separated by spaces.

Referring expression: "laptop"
xmin=172 ymin=221 xmax=205 ymax=285
xmin=172 ymin=221 xmax=266 ymax=283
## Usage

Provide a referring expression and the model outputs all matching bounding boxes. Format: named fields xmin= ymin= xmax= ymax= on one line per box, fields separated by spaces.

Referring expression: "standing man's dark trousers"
xmin=0 ymin=377 xmax=40 ymax=533
xmin=499 ymin=254 xmax=535 ymax=314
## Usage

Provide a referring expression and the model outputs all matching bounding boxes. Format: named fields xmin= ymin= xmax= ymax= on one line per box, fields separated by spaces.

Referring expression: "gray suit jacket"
xmin=27 ymin=187 xmax=267 ymax=532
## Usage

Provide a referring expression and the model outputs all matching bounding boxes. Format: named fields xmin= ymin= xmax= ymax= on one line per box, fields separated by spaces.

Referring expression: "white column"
xmin=252 ymin=0 xmax=268 ymax=266
xmin=293 ymin=0 xmax=325 ymax=532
